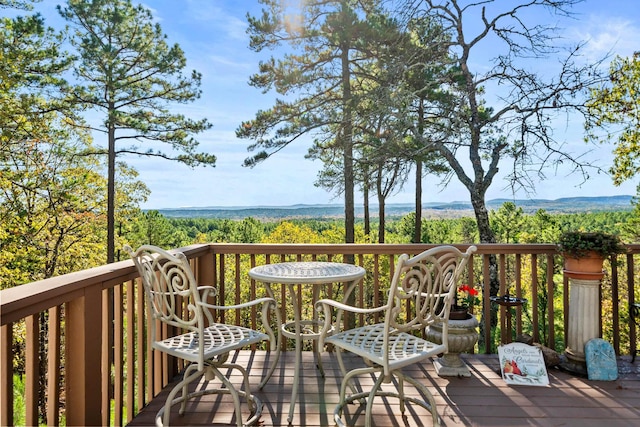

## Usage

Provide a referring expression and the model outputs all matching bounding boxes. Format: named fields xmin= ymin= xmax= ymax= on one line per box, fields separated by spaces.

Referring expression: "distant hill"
xmin=428 ymin=195 xmax=634 ymax=213
xmin=155 ymin=195 xmax=634 ymax=220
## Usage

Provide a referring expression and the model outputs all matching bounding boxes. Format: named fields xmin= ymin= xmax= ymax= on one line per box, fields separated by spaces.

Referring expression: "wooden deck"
xmin=128 ymin=351 xmax=640 ymax=427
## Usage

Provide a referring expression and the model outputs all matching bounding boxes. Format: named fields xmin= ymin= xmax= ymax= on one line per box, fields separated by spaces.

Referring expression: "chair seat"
xmin=155 ymin=324 xmax=269 ymax=362
xmin=326 ymin=323 xmax=446 ymax=371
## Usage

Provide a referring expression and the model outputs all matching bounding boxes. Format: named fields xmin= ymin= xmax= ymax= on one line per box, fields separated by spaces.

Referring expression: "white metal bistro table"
xmin=249 ymin=261 xmax=366 ymax=424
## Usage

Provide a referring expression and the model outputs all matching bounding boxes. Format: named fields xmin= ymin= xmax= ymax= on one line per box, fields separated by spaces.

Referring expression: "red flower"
xmin=457 ymin=284 xmax=480 ymax=307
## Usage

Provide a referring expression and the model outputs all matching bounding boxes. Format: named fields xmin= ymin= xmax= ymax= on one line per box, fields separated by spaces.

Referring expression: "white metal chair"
xmin=125 ymin=245 xmax=276 ymax=427
xmin=316 ymin=245 xmax=477 ymax=427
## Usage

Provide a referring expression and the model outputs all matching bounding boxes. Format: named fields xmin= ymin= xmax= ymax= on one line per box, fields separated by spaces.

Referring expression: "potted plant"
xmin=557 ymin=231 xmax=626 ymax=279
xmin=449 ymin=284 xmax=480 ymax=320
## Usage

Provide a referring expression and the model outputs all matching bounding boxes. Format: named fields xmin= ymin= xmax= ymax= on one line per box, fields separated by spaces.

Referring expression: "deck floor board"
xmin=127 ymin=351 xmax=640 ymax=426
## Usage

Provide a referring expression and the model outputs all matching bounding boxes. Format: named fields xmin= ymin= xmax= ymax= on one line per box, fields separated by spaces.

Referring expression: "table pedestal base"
xmin=249 ymin=261 xmax=366 ymax=426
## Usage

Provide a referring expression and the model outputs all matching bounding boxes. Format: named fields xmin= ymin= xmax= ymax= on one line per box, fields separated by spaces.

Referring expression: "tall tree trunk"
xmin=340 ymin=6 xmax=354 ymax=247
xmin=414 ymin=159 xmax=422 ymax=243
xmin=107 ymin=119 xmax=116 ymax=264
xmin=363 ymin=177 xmax=370 ymax=236
xmin=106 ymin=109 xmax=116 ymax=400
xmin=414 ymin=97 xmax=425 ymax=243
xmin=377 ymin=173 xmax=386 ymax=243
xmin=470 ymin=193 xmax=495 ymax=244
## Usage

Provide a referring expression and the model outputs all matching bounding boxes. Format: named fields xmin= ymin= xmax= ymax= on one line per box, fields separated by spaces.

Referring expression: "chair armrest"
xmin=315 ymin=298 xmax=388 ymax=315
xmin=315 ymin=298 xmax=389 ymax=349
xmin=196 ymin=286 xmax=217 ymax=302
xmin=199 ymin=297 xmax=275 ymax=312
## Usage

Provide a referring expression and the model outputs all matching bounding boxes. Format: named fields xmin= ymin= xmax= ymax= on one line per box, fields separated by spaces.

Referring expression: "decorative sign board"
xmin=498 ymin=342 xmax=549 ymax=386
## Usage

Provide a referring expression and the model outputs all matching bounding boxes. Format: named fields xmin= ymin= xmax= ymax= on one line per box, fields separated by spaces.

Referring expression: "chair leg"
xmin=335 ymin=349 xmax=361 ymax=398
xmin=334 ymin=366 xmax=374 ymax=426
xmin=398 ymin=374 xmax=405 ymax=414
xmin=315 ymin=346 xmax=325 ymax=377
xmin=217 ymin=361 xmax=264 ymax=426
xmin=158 ymin=369 xmax=204 ymax=427
xmin=364 ymin=374 xmax=385 ymax=427
xmin=210 ymin=365 xmax=244 ymax=427
xmin=334 ymin=368 xmax=441 ymax=427
xmin=156 ymin=362 xmax=263 ymax=427
xmin=179 ymin=364 xmax=200 ymax=415
xmin=224 ymin=362 xmax=261 ymax=414
xmin=403 ymin=373 xmax=440 ymax=427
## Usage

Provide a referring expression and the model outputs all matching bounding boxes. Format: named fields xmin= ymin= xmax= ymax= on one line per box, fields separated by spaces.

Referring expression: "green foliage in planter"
xmin=557 ymin=231 xmax=626 ymax=259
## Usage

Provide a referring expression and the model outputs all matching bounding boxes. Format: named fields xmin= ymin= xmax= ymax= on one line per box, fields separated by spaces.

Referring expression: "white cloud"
xmin=181 ymin=1 xmax=250 ymax=42
xmin=567 ymin=16 xmax=639 ymax=61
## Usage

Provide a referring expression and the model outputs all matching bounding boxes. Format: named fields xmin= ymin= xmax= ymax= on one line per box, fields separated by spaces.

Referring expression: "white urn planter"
xmin=426 ymin=315 xmax=479 ymax=377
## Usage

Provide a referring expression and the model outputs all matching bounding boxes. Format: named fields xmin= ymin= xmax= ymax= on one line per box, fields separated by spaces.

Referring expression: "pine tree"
xmin=237 ymin=0 xmax=387 ymax=245
xmin=59 ymin=0 xmax=215 ymax=262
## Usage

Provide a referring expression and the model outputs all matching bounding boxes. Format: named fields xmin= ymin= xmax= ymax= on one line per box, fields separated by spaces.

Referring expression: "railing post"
xmin=65 ymin=285 xmax=102 ymax=426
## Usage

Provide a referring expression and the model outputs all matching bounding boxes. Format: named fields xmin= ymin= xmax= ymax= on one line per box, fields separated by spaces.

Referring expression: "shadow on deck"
xmin=128 ymin=351 xmax=640 ymax=427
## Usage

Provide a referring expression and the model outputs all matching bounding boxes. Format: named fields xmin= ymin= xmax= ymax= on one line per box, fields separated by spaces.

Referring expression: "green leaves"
xmin=60 ymin=0 xmax=214 ymax=167
xmin=586 ymin=52 xmax=640 ymax=186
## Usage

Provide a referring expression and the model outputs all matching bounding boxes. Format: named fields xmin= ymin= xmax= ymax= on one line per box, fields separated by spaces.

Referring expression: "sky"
xmin=27 ymin=0 xmax=640 ymax=209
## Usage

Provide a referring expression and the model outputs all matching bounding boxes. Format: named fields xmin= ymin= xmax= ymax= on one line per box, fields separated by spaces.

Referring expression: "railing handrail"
xmin=3 ymin=242 xmax=640 ymax=327
xmin=0 ymin=244 xmax=213 ymax=326
xmin=207 ymin=242 xmax=562 ymax=255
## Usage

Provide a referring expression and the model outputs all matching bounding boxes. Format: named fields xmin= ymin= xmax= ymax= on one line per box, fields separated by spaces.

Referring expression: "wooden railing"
xmin=1 ymin=243 xmax=638 ymax=426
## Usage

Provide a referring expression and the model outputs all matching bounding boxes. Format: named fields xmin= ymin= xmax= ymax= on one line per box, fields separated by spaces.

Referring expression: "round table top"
xmin=249 ymin=261 xmax=365 ymax=284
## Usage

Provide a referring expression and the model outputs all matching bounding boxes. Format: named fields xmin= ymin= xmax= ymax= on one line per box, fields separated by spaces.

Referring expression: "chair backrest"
xmin=124 ymin=245 xmax=208 ymax=343
xmin=384 ymin=245 xmax=477 ymax=339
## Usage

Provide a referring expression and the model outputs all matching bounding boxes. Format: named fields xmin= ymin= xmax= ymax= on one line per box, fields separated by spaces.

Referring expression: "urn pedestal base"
xmin=426 ymin=316 xmax=479 ymax=377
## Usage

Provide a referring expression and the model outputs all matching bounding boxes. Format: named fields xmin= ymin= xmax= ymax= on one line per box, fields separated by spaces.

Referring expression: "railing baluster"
xmin=531 ymin=254 xmax=540 ymax=343
xmin=498 ymin=254 xmax=507 ymax=343
xmin=47 ymin=306 xmax=60 ymax=427
xmin=218 ymin=255 xmax=226 ymax=323
xmin=628 ymin=253 xmax=636 ymax=359
xmin=235 ymin=254 xmax=241 ymax=326
xmin=546 ymin=254 xmax=555 ymax=349
xmin=25 ymin=314 xmax=38 ymax=426
xmin=611 ymin=255 xmax=620 ymax=354
xmin=250 ymin=254 xmax=258 ymax=332
xmin=482 ymin=254 xmax=491 ymax=353
xmin=563 ymin=271 xmax=570 ymax=349
xmin=468 ymin=256 xmax=475 ymax=316
xmin=514 ymin=254 xmax=523 ymax=337
xmin=358 ymin=254 xmax=365 ymax=327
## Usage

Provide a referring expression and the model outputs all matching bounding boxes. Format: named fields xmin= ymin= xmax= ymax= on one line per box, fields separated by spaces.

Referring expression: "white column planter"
xmin=564 ymin=277 xmax=601 ymax=370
